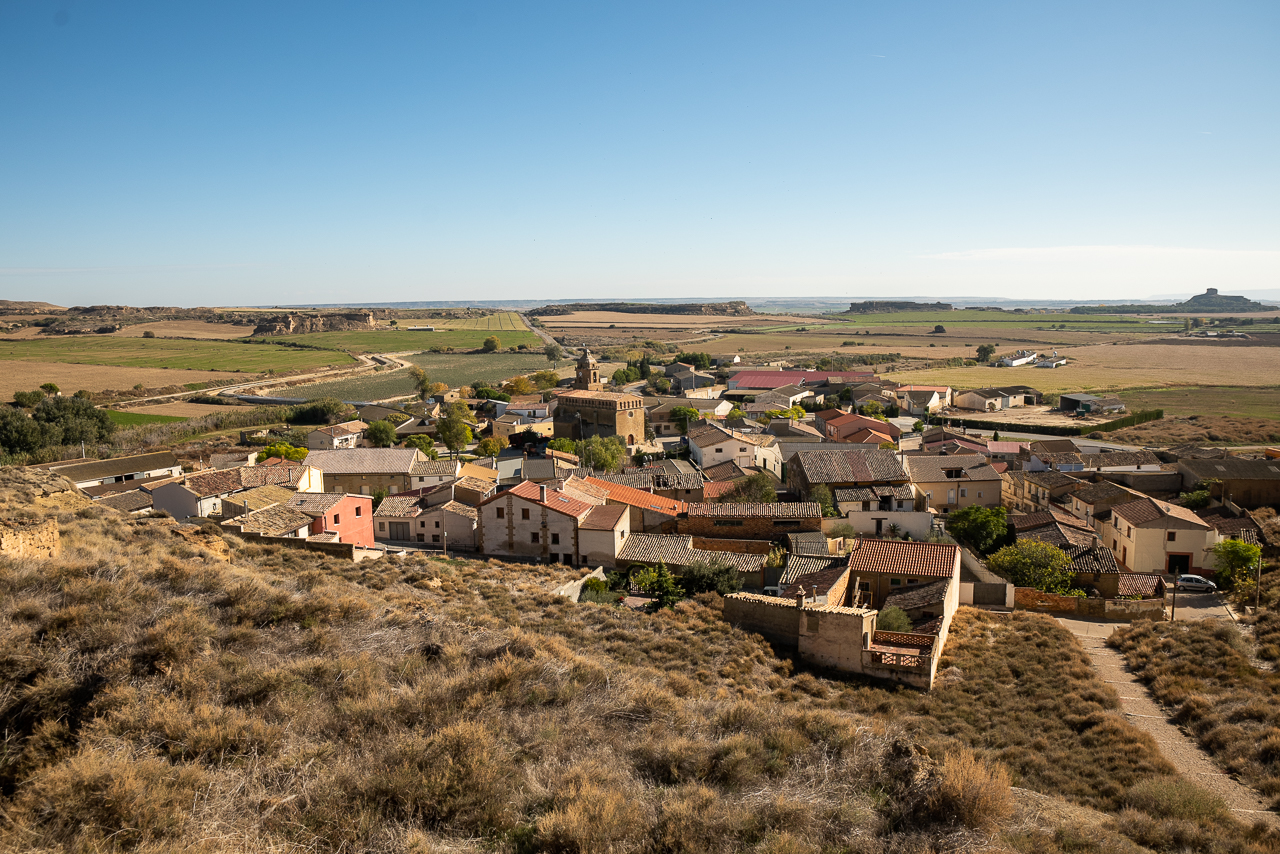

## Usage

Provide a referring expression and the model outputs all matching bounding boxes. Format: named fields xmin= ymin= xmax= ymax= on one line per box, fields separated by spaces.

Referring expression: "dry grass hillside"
xmin=1 ymin=468 xmax=1278 ymax=853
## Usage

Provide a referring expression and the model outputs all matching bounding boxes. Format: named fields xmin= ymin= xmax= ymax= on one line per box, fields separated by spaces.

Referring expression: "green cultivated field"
xmin=267 ymin=325 xmax=538 ymax=353
xmin=830 ymin=309 xmax=1166 ymax=331
xmin=288 ymin=353 xmax=554 ymax=400
xmin=1117 ymin=386 xmax=1280 ymax=420
xmin=106 ymin=410 xmax=188 ymax=426
xmin=0 ymin=338 xmax=355 ymax=372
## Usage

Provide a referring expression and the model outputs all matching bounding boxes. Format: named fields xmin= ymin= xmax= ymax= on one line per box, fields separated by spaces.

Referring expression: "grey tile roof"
xmin=883 ymin=578 xmax=951 ymax=611
xmin=45 ymin=451 xmax=179 ymax=483
xmin=617 ymin=534 xmax=766 ymax=572
xmin=225 ymin=505 xmax=311 ymax=537
xmin=904 ymin=456 xmax=1002 ymax=484
xmin=834 ymin=484 xmax=915 ymax=503
xmin=375 ymin=496 xmax=423 ymax=517
xmin=779 ymin=554 xmax=845 ymax=585
xmin=287 ymin=493 xmax=348 ymax=516
xmin=305 ymin=448 xmax=422 ymax=475
xmin=793 ymin=449 xmax=908 ymax=485
xmin=97 ymin=490 xmax=153 ymax=512
xmin=786 ymin=531 xmax=830 ymax=555
xmin=1180 ymin=459 xmax=1280 ymax=481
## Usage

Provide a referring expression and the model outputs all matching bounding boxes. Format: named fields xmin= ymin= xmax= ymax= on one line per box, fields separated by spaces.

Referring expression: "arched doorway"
xmin=627 ymin=434 xmax=635 ymax=445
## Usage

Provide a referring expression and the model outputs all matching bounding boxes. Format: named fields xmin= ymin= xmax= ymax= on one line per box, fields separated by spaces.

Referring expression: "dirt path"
xmin=1064 ymin=623 xmax=1277 ymax=825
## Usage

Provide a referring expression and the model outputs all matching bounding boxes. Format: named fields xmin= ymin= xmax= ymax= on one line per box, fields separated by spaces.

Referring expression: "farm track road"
xmin=1061 ymin=619 xmax=1278 ymax=826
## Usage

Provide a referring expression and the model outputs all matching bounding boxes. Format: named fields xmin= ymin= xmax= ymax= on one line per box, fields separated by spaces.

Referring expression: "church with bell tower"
xmin=572 ymin=348 xmax=604 ymax=391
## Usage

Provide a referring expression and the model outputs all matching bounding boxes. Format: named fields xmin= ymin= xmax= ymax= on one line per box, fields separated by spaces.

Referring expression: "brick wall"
xmin=689 ymin=536 xmax=772 ymax=554
xmin=680 ymin=515 xmax=821 ymax=541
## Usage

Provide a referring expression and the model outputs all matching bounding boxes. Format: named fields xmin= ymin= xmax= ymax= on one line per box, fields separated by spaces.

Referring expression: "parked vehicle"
xmin=1174 ymin=575 xmax=1218 ymax=593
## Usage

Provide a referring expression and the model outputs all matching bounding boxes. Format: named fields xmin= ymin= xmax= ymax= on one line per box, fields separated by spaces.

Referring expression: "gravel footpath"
xmin=1063 ymin=622 xmax=1277 ymax=826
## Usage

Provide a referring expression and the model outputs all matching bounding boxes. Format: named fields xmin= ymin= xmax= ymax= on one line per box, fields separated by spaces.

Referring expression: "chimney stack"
xmin=795 ymin=590 xmax=806 ymax=608
xmin=539 ymin=484 xmax=548 ymax=502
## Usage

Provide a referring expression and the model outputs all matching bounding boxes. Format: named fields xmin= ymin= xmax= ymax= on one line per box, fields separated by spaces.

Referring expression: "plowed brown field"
xmin=0 ymin=361 xmax=231 ymax=400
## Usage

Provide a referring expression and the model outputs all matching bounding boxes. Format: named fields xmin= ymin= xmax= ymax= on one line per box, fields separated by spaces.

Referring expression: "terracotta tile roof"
xmin=701 ymin=481 xmax=740 ymax=500
xmin=686 ymin=502 xmax=820 ymax=519
xmin=455 ymin=476 xmax=498 ymax=496
xmin=728 ymin=370 xmax=875 ymax=389
xmin=305 ymin=448 xmax=422 ymax=475
xmin=311 ymin=420 xmax=367 ymax=438
xmin=557 ymin=389 xmax=645 ymax=403
xmin=883 ymin=578 xmax=951 ymax=611
xmin=779 ymin=554 xmax=845 ymax=585
xmin=905 ymin=456 xmax=1002 ymax=484
xmin=701 ymin=460 xmax=752 ymax=482
xmin=546 ymin=448 xmax=580 ymax=465
xmin=375 ymin=495 xmax=424 ymax=517
xmin=781 ymin=561 xmax=850 ymax=599
xmin=225 ymin=505 xmax=311 ymax=537
xmin=1112 ymin=497 xmax=1212 ymax=529
xmin=97 ymin=490 xmax=153 ymax=512
xmin=579 ymin=504 xmax=628 ymax=531
xmin=1072 ymin=480 xmax=1137 ymax=505
xmin=1118 ymin=574 xmax=1167 ymax=597
xmin=308 ymin=531 xmax=340 ymax=543
xmin=617 ymin=533 xmax=766 ymax=572
xmin=287 ymin=493 xmax=349 ymax=516
xmin=1195 ymin=510 xmax=1261 ymax=542
xmin=496 ymin=480 xmax=595 ymax=519
xmin=793 ymin=449 xmax=908 ymax=485
xmin=438 ymin=500 xmax=478 ymax=520
xmin=986 ymin=441 xmax=1026 ymax=454
xmin=1011 ymin=507 xmax=1089 ymax=532
xmin=834 ymin=484 xmax=914 ymax=503
xmin=845 ymin=539 xmax=960 ymax=578
xmin=227 ymin=484 xmax=295 ymax=513
xmin=1019 ymin=521 xmax=1099 ymax=552
xmin=687 ymin=422 xmax=776 ymax=450
xmin=581 ymin=476 xmax=687 ymax=516
xmin=411 ymin=458 xmax=458 ymax=476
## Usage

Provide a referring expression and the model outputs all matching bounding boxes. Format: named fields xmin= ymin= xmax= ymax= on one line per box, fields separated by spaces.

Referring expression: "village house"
xmin=42 ymin=451 xmax=183 ymax=489
xmin=151 ymin=463 xmax=323 ymax=519
xmin=1104 ymin=496 xmax=1218 ymax=576
xmin=616 ymin=532 xmax=766 ymax=577
xmin=286 ymin=492 xmax=375 ymax=547
xmin=375 ymin=496 xmax=478 ymax=549
xmin=726 ymin=370 xmax=877 ymax=390
xmin=895 ymin=387 xmax=946 ymax=416
xmin=671 ymin=369 xmax=717 ymax=392
xmin=1001 ymin=469 xmax=1083 ymax=514
xmin=408 ymin=458 xmax=461 ymax=489
xmin=305 ymin=448 xmax=429 ymax=495
xmin=686 ymin=422 xmax=783 ymax=478
xmin=835 ymin=483 xmax=933 ymax=540
xmin=787 ymin=448 xmax=909 ymax=499
xmin=1065 ymin=479 xmax=1142 ymax=528
xmin=904 ymin=456 xmax=1003 ymax=514
xmin=752 ymin=384 xmax=816 ymax=409
xmin=572 ymin=475 xmax=687 ymax=533
xmin=996 ymin=350 xmax=1039 ymax=367
xmin=1024 ymin=450 xmax=1163 ymax=474
xmin=492 ymin=413 xmax=556 ymax=441
xmin=305 ymin=420 xmax=367 ymax=450
xmin=1176 ymin=458 xmax=1280 ymax=508
xmin=647 ymin=398 xmax=734 ymax=437
xmin=218 ymin=484 xmax=295 ymax=520
xmin=814 ymin=410 xmax=902 ymax=445
xmin=952 ymin=386 xmax=1041 ymax=412
xmin=495 ymin=395 xmax=552 ymax=419
xmin=475 ymin=480 xmax=633 ymax=566
xmin=222 ymin=505 xmax=312 ymax=540
xmin=679 ymin=502 xmax=823 ymax=541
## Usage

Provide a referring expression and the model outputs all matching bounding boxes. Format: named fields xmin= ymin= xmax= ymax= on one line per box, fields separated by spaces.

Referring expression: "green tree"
xmin=366 ymin=420 xmax=397 ymax=448
xmin=445 ymin=400 xmax=477 ymax=423
xmin=634 ymin=564 xmax=685 ymax=610
xmin=575 ymin=434 xmax=627 ymax=472
xmin=371 ymin=488 xmax=388 ymax=511
xmin=1179 ymin=487 xmax=1212 ymax=509
xmin=546 ymin=437 xmax=577 ymax=454
xmin=932 ymin=324 xmax=946 ymax=334
xmin=859 ymin=401 xmax=884 ymax=418
xmin=679 ymin=559 xmax=742 ymax=596
xmin=876 ymin=606 xmax=913 ymax=632
xmin=531 ymin=370 xmax=561 ymax=390
xmin=402 ymin=433 xmax=438 ymax=459
xmin=987 ymin=540 xmax=1077 ymax=594
xmin=437 ymin=413 xmax=473 ymax=457
xmin=670 ymin=406 xmax=700 ymax=434
xmin=39 ymin=383 xmax=59 ymax=395
xmin=991 ymin=431 xmax=1001 ymax=442
xmin=976 ymin=343 xmax=997 ymax=362
xmin=946 ymin=505 xmax=1010 ymax=555
xmin=475 ymin=436 xmax=509 ymax=457
xmin=719 ymin=472 xmax=777 ymax=504
xmin=726 ymin=407 xmax=745 ymax=420
xmin=1210 ymin=539 xmax=1261 ymax=591
xmin=256 ymin=442 xmax=308 ymax=464
xmin=543 ymin=342 xmax=564 ymax=366
xmin=482 ymin=335 xmax=500 ymax=352
xmin=73 ymin=390 xmax=93 ymax=400
xmin=809 ymin=484 xmax=836 ymax=517
xmin=287 ymin=397 xmax=352 ymax=425
xmin=13 ymin=390 xmax=44 ymax=408
xmin=407 ymin=366 xmax=432 ymax=401
xmin=912 ymin=420 xmax=925 ymax=432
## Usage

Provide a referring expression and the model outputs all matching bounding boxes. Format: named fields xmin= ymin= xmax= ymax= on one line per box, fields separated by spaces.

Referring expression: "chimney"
xmin=539 ymin=484 xmax=548 ymax=503
xmin=795 ymin=590 xmax=806 ymax=608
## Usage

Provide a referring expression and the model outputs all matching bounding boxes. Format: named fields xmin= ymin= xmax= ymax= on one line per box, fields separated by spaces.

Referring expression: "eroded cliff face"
xmin=528 ymin=301 xmax=756 ymax=317
xmin=251 ymin=312 xmax=378 ymax=336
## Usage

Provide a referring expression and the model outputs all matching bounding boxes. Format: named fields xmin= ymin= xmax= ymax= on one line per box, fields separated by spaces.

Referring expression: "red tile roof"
xmin=845 ymin=538 xmax=960 ymax=578
xmin=579 ymin=504 xmax=628 ymax=531
xmin=582 ymin=476 xmax=687 ymax=516
xmin=500 ymin=480 xmax=595 ymax=519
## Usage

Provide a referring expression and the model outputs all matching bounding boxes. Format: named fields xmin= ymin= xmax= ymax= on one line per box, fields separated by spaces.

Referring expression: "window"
xmin=333 ymin=513 xmax=340 ymax=525
xmin=713 ymin=519 xmax=744 ymax=527
xmin=432 ymin=534 xmax=440 ymax=543
xmin=907 ymin=578 xmax=918 ymax=584
xmin=977 ymin=491 xmax=983 ymax=499
xmin=378 ymin=522 xmax=385 ymax=531
xmin=739 ymin=447 xmax=747 ymax=453
xmin=551 ymin=533 xmax=560 ymax=545
xmin=1167 ymin=531 xmax=1176 ymax=542
xmin=497 ymin=507 xmax=505 ymax=519
xmin=521 ymin=508 xmax=530 ymax=520
xmin=419 ymin=521 xmax=425 ymax=528
xmin=355 ymin=506 xmax=361 ymax=517
xmin=531 ymin=533 xmax=539 ymax=543
xmin=775 ymin=520 xmax=800 ymax=527
xmin=858 ymin=582 xmax=870 ymax=592
xmin=890 ymin=578 xmax=902 ymax=586
xmin=959 ymin=488 xmax=967 ymax=498
xmin=716 ymin=447 xmax=724 ymax=453
xmin=435 ymin=521 xmax=440 ymax=528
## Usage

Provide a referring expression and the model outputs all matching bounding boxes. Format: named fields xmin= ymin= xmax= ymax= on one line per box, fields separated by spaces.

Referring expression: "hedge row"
xmin=942 ymin=409 xmax=1164 ymax=437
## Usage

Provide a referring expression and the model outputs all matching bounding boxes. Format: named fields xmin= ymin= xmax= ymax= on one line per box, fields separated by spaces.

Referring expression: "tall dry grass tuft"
xmin=925 ymin=750 xmax=1013 ymax=832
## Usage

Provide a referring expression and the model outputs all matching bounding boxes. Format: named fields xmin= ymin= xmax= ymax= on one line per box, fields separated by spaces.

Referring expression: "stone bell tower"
xmin=573 ymin=348 xmax=603 ymax=391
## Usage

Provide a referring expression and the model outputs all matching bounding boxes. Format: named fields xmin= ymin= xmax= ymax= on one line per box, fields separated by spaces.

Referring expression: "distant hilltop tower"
xmin=573 ymin=348 xmax=603 ymax=391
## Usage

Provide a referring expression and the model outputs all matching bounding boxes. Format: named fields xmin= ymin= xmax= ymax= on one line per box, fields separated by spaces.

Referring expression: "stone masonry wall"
xmin=0 ymin=518 xmax=60 ymax=559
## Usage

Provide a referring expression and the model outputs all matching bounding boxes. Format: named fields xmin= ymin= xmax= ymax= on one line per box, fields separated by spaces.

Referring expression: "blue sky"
xmin=1 ymin=1 xmax=1277 ymax=306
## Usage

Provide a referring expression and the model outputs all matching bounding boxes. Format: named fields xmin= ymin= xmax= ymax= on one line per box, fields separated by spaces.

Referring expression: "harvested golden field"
xmin=1105 ymin=415 xmax=1280 ymax=446
xmin=125 ymin=400 xmax=251 ymax=418
xmin=540 ymin=310 xmax=798 ymax=329
xmin=889 ymin=342 xmax=1280 ymax=394
xmin=0 ymin=326 xmax=49 ymax=339
xmin=114 ymin=320 xmax=256 ymax=339
xmin=0 ymin=360 xmax=232 ymax=400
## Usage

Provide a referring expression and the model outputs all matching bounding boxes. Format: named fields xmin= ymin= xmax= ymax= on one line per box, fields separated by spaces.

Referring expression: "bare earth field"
xmin=0 ymin=360 xmax=232 ymax=399
xmin=114 ymin=320 xmax=256 ymax=339
xmin=539 ymin=311 xmax=799 ymax=329
xmin=1107 ymin=416 xmax=1280 ymax=446
xmin=123 ymin=401 xmax=250 ymax=418
xmin=1117 ymin=386 xmax=1280 ymax=420
xmin=890 ymin=342 xmax=1280 ymax=394
xmin=0 ymin=326 xmax=49 ymax=339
